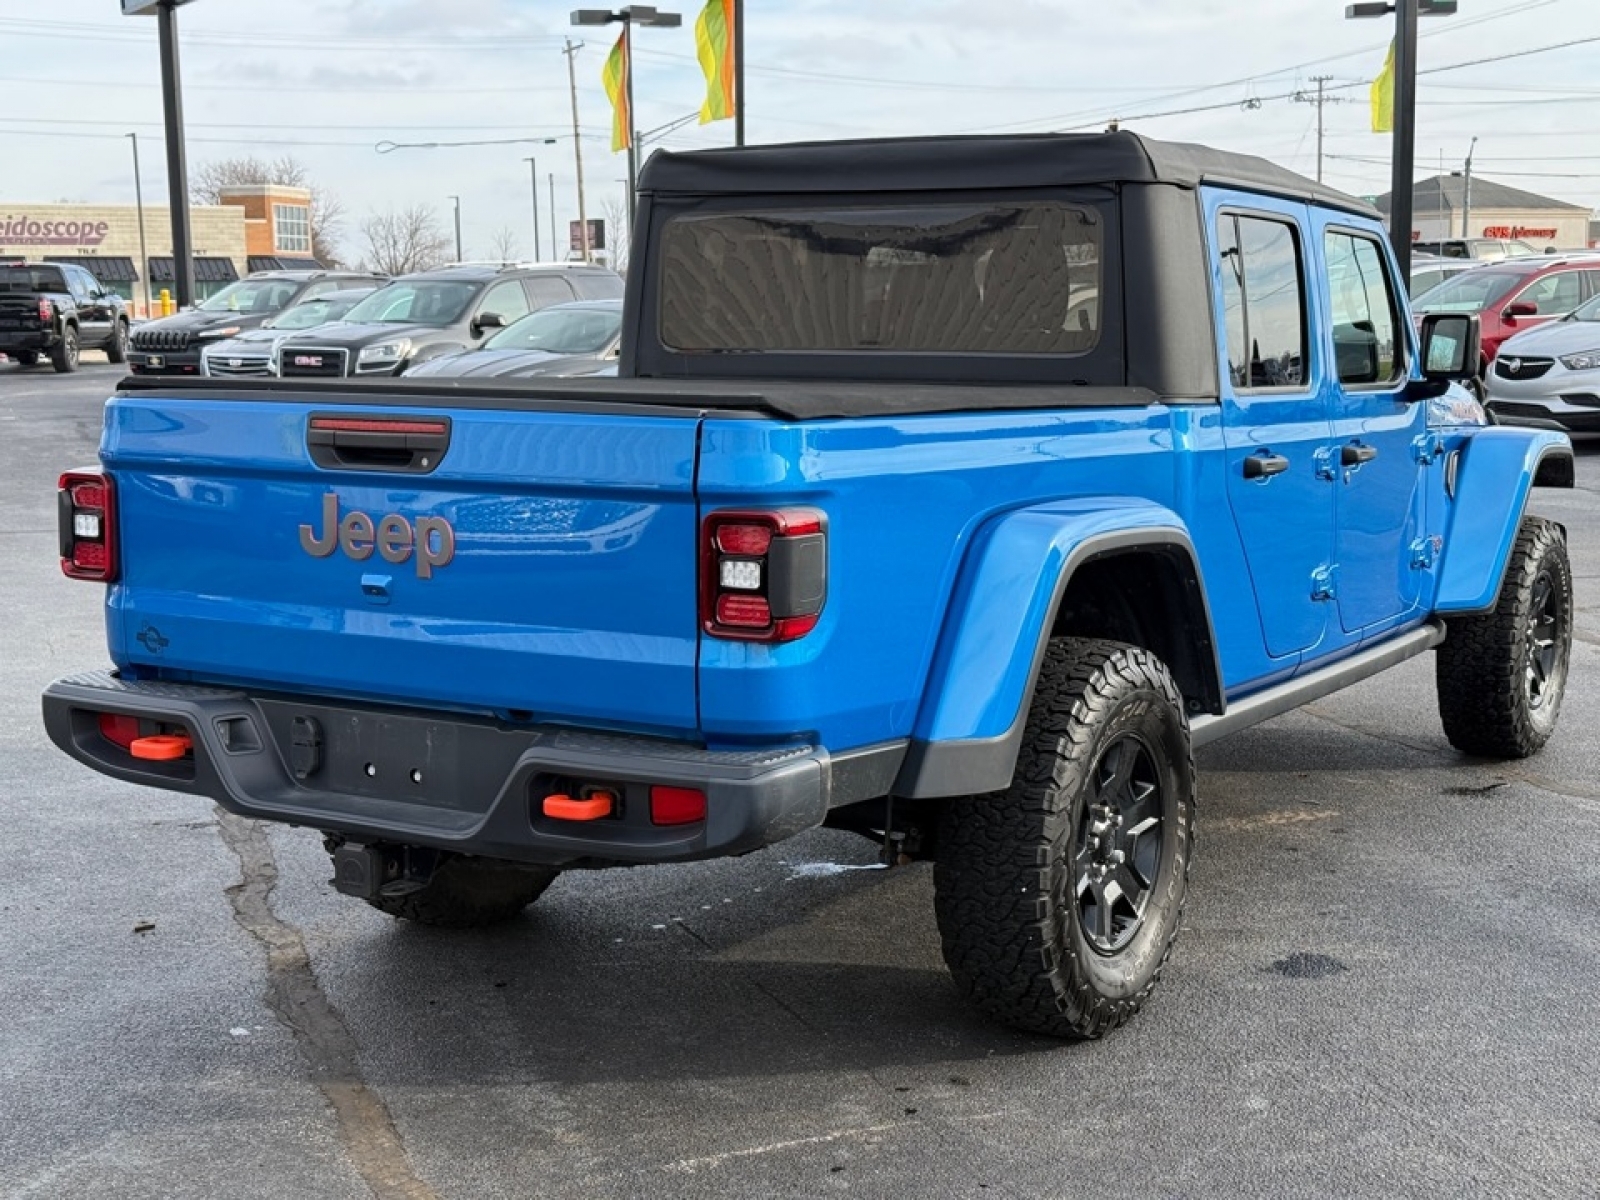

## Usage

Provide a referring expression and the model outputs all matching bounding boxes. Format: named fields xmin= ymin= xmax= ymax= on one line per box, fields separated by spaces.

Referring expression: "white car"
xmin=200 ymin=287 xmax=379 ymax=378
xmin=1484 ymin=291 xmax=1600 ymax=437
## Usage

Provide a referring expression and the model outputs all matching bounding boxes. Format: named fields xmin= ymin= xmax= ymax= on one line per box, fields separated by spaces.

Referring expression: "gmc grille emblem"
xmin=295 ymin=355 xmax=323 ymax=367
xmin=299 ymin=494 xmax=456 ymax=579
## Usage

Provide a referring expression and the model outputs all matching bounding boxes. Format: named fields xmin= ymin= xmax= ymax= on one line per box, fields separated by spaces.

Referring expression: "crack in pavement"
xmin=214 ymin=808 xmax=439 ymax=1200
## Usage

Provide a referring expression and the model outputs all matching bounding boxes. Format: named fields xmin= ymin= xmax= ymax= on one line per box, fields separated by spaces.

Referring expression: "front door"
xmin=1211 ymin=198 xmax=1335 ymax=662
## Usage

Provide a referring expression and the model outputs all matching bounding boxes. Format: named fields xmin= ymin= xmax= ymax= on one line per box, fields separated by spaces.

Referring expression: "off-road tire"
xmin=13 ymin=350 xmax=39 ymax=367
xmin=51 ymin=325 xmax=79 ymax=373
xmin=1437 ymin=515 xmax=1572 ymax=758
xmin=934 ymin=638 xmax=1195 ymax=1039
xmin=106 ymin=319 xmax=129 ymax=364
xmin=365 ymin=855 xmax=559 ymax=928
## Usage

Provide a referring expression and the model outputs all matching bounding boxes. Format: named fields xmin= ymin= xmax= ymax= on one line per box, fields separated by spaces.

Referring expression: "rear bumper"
xmin=42 ymin=671 xmax=903 ymax=868
xmin=0 ymin=330 xmax=56 ymax=353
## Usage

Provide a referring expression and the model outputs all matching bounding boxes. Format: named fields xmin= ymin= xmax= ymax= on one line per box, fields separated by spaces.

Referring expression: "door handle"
xmin=1243 ymin=452 xmax=1290 ymax=479
xmin=1340 ymin=442 xmax=1378 ymax=467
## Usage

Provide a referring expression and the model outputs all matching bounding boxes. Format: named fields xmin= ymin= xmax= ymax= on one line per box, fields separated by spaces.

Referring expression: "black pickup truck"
xmin=0 ymin=261 xmax=129 ymax=372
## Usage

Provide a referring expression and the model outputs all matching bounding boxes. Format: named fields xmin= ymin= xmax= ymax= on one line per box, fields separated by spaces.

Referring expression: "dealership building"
xmin=1379 ymin=174 xmax=1595 ymax=250
xmin=0 ymin=184 xmax=319 ymax=313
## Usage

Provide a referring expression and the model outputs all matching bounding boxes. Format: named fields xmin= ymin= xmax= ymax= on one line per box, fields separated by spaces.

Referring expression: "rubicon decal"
xmin=299 ymin=494 xmax=456 ymax=578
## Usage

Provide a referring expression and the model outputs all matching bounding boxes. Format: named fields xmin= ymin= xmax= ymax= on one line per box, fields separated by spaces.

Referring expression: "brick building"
xmin=0 ymin=185 xmax=317 ymax=314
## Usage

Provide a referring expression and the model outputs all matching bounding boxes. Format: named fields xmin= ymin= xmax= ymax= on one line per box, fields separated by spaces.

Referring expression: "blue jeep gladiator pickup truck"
xmin=43 ymin=132 xmax=1575 ymax=1039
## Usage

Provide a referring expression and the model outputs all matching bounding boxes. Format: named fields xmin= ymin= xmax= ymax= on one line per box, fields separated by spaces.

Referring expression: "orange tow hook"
xmin=129 ymin=733 xmax=192 ymax=761
xmin=542 ymin=791 xmax=615 ymax=821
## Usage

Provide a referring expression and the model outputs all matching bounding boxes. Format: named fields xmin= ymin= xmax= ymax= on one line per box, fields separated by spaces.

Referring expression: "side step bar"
xmin=1190 ymin=621 xmax=1446 ymax=748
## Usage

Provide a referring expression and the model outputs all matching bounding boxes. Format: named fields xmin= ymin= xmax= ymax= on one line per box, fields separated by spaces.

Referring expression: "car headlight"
xmin=195 ymin=326 xmax=243 ymax=340
xmin=358 ymin=339 xmax=411 ymax=369
xmin=1557 ymin=349 xmax=1600 ymax=371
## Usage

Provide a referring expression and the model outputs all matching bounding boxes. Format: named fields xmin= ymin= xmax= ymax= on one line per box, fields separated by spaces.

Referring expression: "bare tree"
xmin=487 ymin=226 xmax=521 ymax=263
xmin=599 ymin=197 xmax=630 ymax=275
xmin=359 ymin=205 xmax=453 ymax=276
xmin=190 ymin=154 xmax=345 ymax=266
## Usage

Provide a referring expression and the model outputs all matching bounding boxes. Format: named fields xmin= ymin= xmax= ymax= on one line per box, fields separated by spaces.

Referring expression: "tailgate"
xmin=102 ymin=393 xmax=702 ymax=736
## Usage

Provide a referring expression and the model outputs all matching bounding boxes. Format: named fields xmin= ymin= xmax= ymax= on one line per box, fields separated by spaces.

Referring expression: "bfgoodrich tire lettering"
xmin=934 ymin=638 xmax=1195 ymax=1039
xmin=1437 ymin=515 xmax=1572 ymax=758
xmin=364 ymin=854 xmax=559 ymax=928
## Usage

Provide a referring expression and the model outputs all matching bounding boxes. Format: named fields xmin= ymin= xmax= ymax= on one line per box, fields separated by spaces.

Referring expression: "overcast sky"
xmin=2 ymin=0 xmax=1597 ymax=264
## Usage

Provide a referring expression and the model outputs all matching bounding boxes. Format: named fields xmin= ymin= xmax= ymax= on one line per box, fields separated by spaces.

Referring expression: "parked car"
xmin=1408 ymin=253 xmax=1479 ymax=297
xmin=1410 ymin=252 xmax=1600 ymax=363
xmin=1413 ymin=237 xmax=1540 ymax=262
xmin=403 ymin=299 xmax=622 ymax=378
xmin=274 ymin=263 xmax=624 ymax=378
xmin=1483 ymin=289 xmax=1600 ymax=437
xmin=128 ymin=270 xmax=388 ymax=376
xmin=200 ymin=287 xmax=382 ymax=378
xmin=0 ymin=261 xmax=128 ymax=372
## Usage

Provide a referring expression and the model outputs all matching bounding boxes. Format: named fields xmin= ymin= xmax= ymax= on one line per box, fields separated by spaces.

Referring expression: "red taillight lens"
xmin=650 ymin=785 xmax=706 ymax=826
xmin=38 ymin=297 xmax=52 ymax=322
xmin=700 ymin=508 xmax=827 ymax=643
xmin=58 ymin=469 xmax=118 ymax=581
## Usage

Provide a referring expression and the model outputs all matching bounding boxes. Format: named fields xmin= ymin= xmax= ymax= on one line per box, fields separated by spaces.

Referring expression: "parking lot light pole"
xmin=571 ymin=7 xmax=683 ymax=231
xmin=523 ymin=140 xmax=557 ymax=262
xmin=448 ymin=195 xmax=462 ymax=262
xmin=1345 ymin=0 xmax=1457 ymax=281
xmin=126 ymin=132 xmax=150 ymax=319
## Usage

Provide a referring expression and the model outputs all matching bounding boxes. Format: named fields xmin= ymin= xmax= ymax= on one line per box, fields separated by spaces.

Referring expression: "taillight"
xmin=38 ymin=297 xmax=52 ymax=322
xmin=58 ymin=469 xmax=118 ymax=581
xmin=700 ymin=508 xmax=827 ymax=643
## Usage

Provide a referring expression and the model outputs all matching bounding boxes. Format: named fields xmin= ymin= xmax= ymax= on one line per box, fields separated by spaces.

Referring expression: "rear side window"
xmin=1216 ymin=213 xmax=1307 ymax=390
xmin=1325 ymin=230 xmax=1403 ymax=385
xmin=659 ymin=201 xmax=1103 ymax=355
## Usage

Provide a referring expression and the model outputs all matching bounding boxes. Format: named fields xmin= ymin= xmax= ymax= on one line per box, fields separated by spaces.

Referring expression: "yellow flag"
xmin=602 ymin=32 xmax=631 ymax=153
xmin=695 ymin=0 xmax=736 ymax=124
xmin=1370 ymin=39 xmax=1395 ymax=133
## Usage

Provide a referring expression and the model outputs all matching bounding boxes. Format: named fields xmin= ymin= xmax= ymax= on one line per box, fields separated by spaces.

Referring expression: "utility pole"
xmin=563 ymin=39 xmax=591 ymax=263
xmin=1461 ymin=135 xmax=1478 ymax=239
xmin=1291 ymin=75 xmax=1347 ymax=184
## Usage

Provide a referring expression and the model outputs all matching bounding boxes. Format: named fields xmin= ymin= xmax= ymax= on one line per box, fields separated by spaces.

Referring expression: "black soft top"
xmin=639 ymin=130 xmax=1372 ymax=216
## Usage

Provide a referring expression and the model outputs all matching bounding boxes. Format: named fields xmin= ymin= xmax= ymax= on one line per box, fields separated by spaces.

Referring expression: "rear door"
xmin=104 ymin=392 xmax=705 ymax=737
xmin=1208 ymin=194 xmax=1335 ymax=662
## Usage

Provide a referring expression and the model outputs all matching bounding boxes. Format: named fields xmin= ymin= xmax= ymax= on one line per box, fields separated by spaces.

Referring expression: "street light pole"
xmin=155 ymin=1 xmax=195 ymax=308
xmin=1461 ymin=135 xmax=1478 ymax=239
xmin=522 ymin=138 xmax=558 ymax=262
xmin=549 ymin=172 xmax=557 ymax=260
xmin=1346 ymin=0 xmax=1456 ymax=281
xmin=127 ymin=132 xmax=150 ymax=319
xmin=448 ymin=195 xmax=462 ymax=262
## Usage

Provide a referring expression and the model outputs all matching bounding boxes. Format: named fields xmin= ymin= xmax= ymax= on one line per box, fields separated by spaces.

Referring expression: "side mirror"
xmin=1419 ymin=312 xmax=1480 ymax=379
xmin=473 ymin=311 xmax=507 ymax=334
xmin=1503 ymin=301 xmax=1538 ymax=321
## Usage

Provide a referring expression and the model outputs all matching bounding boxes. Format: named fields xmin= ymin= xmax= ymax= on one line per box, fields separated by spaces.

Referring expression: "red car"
xmin=1411 ymin=252 xmax=1600 ymax=364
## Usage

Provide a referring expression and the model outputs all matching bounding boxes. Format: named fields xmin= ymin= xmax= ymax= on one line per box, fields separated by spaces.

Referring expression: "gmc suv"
xmin=127 ymin=269 xmax=387 ymax=376
xmin=0 ymin=261 xmax=129 ymax=372
xmin=272 ymin=263 xmax=623 ymax=378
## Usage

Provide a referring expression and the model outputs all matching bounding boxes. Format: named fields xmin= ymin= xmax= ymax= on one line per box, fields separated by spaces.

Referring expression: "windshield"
xmin=198 ymin=279 xmax=300 ymax=314
xmin=344 ymin=281 xmax=476 ymax=326
xmin=0 ymin=266 xmax=66 ymax=293
xmin=485 ymin=305 xmax=621 ymax=354
xmin=1562 ymin=293 xmax=1600 ymax=322
xmin=265 ymin=295 xmax=364 ymax=330
xmin=1411 ymin=270 xmax=1520 ymax=313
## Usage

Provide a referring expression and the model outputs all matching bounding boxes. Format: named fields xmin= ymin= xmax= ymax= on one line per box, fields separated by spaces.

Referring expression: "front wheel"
xmin=362 ymin=853 xmax=558 ymax=928
xmin=934 ymin=638 xmax=1195 ymax=1039
xmin=50 ymin=326 xmax=79 ymax=373
xmin=1437 ymin=515 xmax=1572 ymax=758
xmin=106 ymin=319 xmax=129 ymax=364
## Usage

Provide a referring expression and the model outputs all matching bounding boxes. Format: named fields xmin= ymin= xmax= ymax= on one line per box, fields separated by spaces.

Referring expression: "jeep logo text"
xmin=299 ymin=493 xmax=455 ymax=579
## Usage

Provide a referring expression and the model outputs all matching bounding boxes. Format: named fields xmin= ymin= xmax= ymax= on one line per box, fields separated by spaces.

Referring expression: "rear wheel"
xmin=934 ymin=638 xmax=1195 ymax=1038
xmin=106 ymin=319 xmax=129 ymax=364
xmin=50 ymin=326 xmax=79 ymax=373
xmin=363 ymin=854 xmax=559 ymax=928
xmin=1437 ymin=516 xmax=1572 ymax=758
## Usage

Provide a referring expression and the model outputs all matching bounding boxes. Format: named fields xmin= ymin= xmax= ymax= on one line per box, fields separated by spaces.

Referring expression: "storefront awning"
xmin=147 ymin=257 xmax=240 ymax=284
xmin=45 ymin=255 xmax=140 ymax=283
xmin=248 ymin=255 xmax=324 ymax=272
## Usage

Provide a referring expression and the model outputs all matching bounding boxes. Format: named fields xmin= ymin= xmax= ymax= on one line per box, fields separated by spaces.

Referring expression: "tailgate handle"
xmin=307 ymin=414 xmax=451 ymax=474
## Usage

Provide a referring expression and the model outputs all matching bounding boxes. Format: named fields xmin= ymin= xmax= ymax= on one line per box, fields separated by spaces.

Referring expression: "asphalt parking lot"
xmin=2 ymin=362 xmax=1598 ymax=1200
